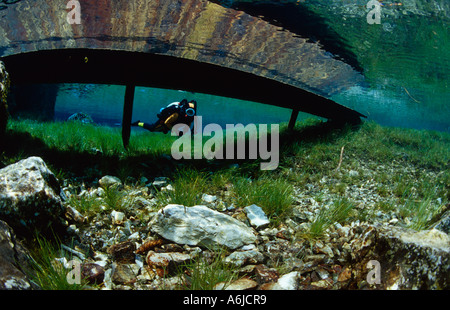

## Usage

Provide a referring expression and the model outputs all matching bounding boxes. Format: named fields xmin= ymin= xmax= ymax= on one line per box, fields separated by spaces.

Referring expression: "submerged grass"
xmin=302 ymin=197 xmax=356 ymax=239
xmin=6 ymin=118 xmax=177 ymax=157
xmin=400 ymin=198 xmax=444 ymax=231
xmin=231 ymin=176 xmax=294 ymax=224
xmin=2 ymin=117 xmax=449 ymax=290
xmin=3 ymin=118 xmax=450 ymax=234
xmin=156 ymin=167 xmax=209 ymax=207
xmin=26 ymin=236 xmax=88 ymax=290
xmin=179 ymin=248 xmax=240 ymax=290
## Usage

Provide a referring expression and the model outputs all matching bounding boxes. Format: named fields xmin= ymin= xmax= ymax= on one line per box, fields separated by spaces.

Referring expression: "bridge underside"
xmin=4 ymin=48 xmax=364 ymax=120
xmin=0 ymin=0 xmax=367 ymax=147
xmin=3 ymin=49 xmax=365 ymax=146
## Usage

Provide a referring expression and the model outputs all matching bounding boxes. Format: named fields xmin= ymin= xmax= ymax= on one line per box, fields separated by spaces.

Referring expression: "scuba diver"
xmin=131 ymin=99 xmax=197 ymax=134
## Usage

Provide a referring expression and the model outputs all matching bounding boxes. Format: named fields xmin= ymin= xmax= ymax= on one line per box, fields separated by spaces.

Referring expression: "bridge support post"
xmin=288 ymin=109 xmax=299 ymax=130
xmin=122 ymin=84 xmax=135 ymax=149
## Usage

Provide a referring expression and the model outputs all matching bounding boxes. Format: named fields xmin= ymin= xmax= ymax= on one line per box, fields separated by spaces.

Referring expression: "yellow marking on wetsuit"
xmin=138 ymin=122 xmax=144 ymax=127
xmin=164 ymin=113 xmax=179 ymax=129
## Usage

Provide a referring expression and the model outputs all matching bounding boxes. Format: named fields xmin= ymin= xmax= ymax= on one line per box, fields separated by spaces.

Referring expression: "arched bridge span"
xmin=0 ymin=0 xmax=365 ymax=146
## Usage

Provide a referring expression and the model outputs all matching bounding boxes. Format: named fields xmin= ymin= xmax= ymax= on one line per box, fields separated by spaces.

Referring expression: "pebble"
xmin=99 ymin=175 xmax=122 ymax=189
xmin=111 ymin=263 xmax=139 ymax=285
xmin=81 ymin=263 xmax=105 ymax=285
xmin=223 ymin=250 xmax=264 ymax=267
xmin=214 ymin=277 xmax=258 ymax=290
xmin=146 ymin=251 xmax=192 ymax=276
xmin=244 ymin=204 xmax=270 ymax=230
xmin=108 ymin=241 xmax=136 ymax=264
xmin=111 ymin=210 xmax=126 ymax=225
xmin=202 ymin=194 xmax=217 ymax=203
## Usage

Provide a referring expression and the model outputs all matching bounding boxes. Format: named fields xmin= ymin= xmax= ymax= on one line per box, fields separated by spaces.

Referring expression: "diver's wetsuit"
xmin=133 ymin=99 xmax=197 ymax=133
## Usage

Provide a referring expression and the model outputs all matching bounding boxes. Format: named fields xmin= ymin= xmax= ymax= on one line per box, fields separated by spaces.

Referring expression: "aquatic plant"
xmin=101 ymin=184 xmax=137 ymax=213
xmin=66 ymin=191 xmax=102 ymax=216
xmin=179 ymin=248 xmax=239 ymax=290
xmin=156 ymin=168 xmax=209 ymax=207
xmin=26 ymin=236 xmax=88 ymax=290
xmin=231 ymin=176 xmax=294 ymax=224
xmin=400 ymin=198 xmax=444 ymax=231
xmin=304 ymin=197 xmax=355 ymax=239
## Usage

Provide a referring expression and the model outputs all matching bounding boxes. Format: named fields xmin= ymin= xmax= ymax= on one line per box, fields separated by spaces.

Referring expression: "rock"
xmin=202 ymin=194 xmax=217 ymax=203
xmin=0 ymin=157 xmax=65 ymax=235
xmin=338 ymin=266 xmax=352 ymax=282
xmin=81 ymin=263 xmax=105 ymax=285
xmin=254 ymin=264 xmax=279 ymax=284
xmin=150 ymin=204 xmax=257 ymax=250
xmin=111 ymin=210 xmax=126 ymax=225
xmin=108 ymin=241 xmax=136 ymax=264
xmin=264 ymin=239 xmax=290 ymax=262
xmin=346 ymin=224 xmax=450 ymax=289
xmin=310 ymin=279 xmax=333 ymax=289
xmin=111 ymin=263 xmax=139 ymax=285
xmin=244 ymin=204 xmax=270 ymax=230
xmin=146 ymin=251 xmax=191 ymax=276
xmin=93 ymin=252 xmax=109 ymax=267
xmin=0 ymin=220 xmax=33 ymax=290
xmin=67 ymin=112 xmax=94 ymax=124
xmin=214 ymin=277 xmax=258 ymax=290
xmin=159 ymin=243 xmax=185 ymax=253
xmin=151 ymin=179 xmax=168 ymax=190
xmin=276 ymin=271 xmax=300 ymax=290
xmin=433 ymin=210 xmax=450 ymax=234
xmin=99 ymin=175 xmax=122 ymax=189
xmin=261 ymin=271 xmax=300 ymax=290
xmin=65 ymin=206 xmax=86 ymax=223
xmin=223 ymin=250 xmax=264 ymax=267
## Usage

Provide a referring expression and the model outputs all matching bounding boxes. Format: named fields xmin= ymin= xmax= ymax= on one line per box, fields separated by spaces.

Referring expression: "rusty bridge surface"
xmin=0 ymin=0 xmax=365 ymax=145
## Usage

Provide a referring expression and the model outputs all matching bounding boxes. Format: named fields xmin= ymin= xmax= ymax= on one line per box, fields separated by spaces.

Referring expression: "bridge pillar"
xmin=122 ymin=84 xmax=135 ymax=149
xmin=288 ymin=109 xmax=299 ymax=130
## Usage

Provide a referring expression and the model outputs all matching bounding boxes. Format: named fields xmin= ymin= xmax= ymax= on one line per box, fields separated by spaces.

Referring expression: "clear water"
xmin=14 ymin=0 xmax=450 ymax=132
xmin=216 ymin=0 xmax=450 ymax=132
xmin=55 ymin=83 xmax=304 ymax=130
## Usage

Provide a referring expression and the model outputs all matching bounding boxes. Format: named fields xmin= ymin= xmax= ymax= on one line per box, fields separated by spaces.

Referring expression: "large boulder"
xmin=0 ymin=157 xmax=65 ymax=235
xmin=150 ymin=204 xmax=257 ymax=250
xmin=0 ymin=220 xmax=33 ymax=290
xmin=347 ymin=225 xmax=450 ymax=289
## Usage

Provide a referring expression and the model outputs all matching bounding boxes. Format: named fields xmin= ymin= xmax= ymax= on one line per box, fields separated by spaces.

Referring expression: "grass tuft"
xmin=26 ymin=236 xmax=88 ymax=290
xmin=231 ymin=176 xmax=294 ymax=224
xmin=179 ymin=249 xmax=239 ymax=290
xmin=156 ymin=167 xmax=209 ymax=207
xmin=302 ymin=197 xmax=355 ymax=239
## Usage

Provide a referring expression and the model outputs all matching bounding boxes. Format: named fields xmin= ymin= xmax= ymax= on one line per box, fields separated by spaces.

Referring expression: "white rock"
xmin=202 ymin=194 xmax=217 ymax=203
xmin=162 ymin=184 xmax=174 ymax=191
xmin=150 ymin=204 xmax=257 ymax=250
xmin=214 ymin=278 xmax=258 ymax=290
xmin=111 ymin=210 xmax=125 ymax=225
xmin=272 ymin=271 xmax=300 ymax=290
xmin=128 ymin=232 xmax=141 ymax=241
xmin=244 ymin=204 xmax=270 ymax=230
xmin=0 ymin=157 xmax=65 ymax=232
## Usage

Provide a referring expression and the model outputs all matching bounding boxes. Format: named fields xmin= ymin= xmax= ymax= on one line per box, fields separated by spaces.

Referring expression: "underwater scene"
xmin=0 ymin=0 xmax=449 ymax=293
